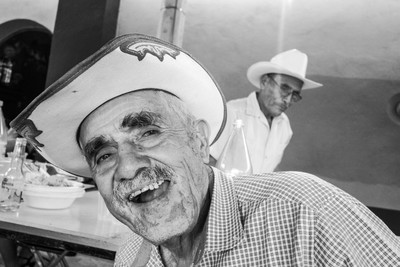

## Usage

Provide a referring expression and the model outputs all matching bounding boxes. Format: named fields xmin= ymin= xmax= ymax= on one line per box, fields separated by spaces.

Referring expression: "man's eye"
xmin=96 ymin=153 xmax=111 ymax=164
xmin=142 ymin=129 xmax=159 ymax=138
xmin=281 ymin=85 xmax=293 ymax=93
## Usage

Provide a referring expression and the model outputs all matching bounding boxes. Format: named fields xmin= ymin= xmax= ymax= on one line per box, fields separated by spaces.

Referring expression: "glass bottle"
xmin=215 ymin=119 xmax=253 ymax=177
xmin=0 ymin=137 xmax=27 ymax=212
xmin=0 ymin=100 xmax=8 ymax=157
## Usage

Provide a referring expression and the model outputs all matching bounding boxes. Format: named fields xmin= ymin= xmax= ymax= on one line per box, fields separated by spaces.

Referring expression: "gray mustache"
xmin=138 ymin=165 xmax=175 ymax=182
xmin=113 ymin=165 xmax=175 ymax=197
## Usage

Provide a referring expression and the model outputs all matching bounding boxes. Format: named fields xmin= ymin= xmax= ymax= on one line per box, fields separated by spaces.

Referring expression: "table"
xmin=0 ymin=190 xmax=132 ymax=260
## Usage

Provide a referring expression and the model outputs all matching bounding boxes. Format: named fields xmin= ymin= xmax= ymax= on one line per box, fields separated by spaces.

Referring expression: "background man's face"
xmin=258 ymin=74 xmax=304 ymax=117
xmin=79 ymin=90 xmax=210 ymax=244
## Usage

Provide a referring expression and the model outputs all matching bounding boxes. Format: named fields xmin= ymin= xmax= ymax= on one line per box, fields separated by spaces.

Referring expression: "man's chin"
xmin=275 ymin=105 xmax=289 ymax=115
xmin=137 ymin=223 xmax=191 ymax=245
xmin=271 ymin=110 xmax=283 ymax=117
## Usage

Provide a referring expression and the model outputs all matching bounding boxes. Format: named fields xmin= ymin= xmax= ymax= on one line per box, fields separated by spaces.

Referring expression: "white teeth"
xmin=128 ymin=180 xmax=165 ymax=201
xmin=132 ymin=190 xmax=141 ymax=198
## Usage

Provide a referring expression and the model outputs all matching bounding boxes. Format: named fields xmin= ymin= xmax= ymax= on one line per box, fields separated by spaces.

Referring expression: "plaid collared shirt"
xmin=114 ymin=169 xmax=400 ymax=266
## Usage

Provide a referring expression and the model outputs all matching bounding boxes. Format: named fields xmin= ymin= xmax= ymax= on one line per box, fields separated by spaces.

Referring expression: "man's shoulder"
xmin=233 ymin=171 xmax=347 ymax=211
xmin=226 ymin=92 xmax=261 ymax=119
xmin=226 ymin=92 xmax=257 ymax=107
xmin=226 ymin=96 xmax=248 ymax=109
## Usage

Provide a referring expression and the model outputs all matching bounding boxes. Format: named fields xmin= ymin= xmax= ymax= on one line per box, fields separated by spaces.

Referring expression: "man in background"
xmin=211 ymin=49 xmax=322 ymax=173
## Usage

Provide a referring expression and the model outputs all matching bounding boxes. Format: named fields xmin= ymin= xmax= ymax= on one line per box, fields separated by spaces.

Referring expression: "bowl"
xmin=23 ymin=180 xmax=85 ymax=210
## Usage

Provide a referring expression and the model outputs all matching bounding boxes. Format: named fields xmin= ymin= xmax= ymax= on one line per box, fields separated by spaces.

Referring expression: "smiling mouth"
xmin=128 ymin=179 xmax=170 ymax=203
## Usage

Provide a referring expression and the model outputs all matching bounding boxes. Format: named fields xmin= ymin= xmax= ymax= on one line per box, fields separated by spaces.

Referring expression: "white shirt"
xmin=210 ymin=92 xmax=293 ymax=174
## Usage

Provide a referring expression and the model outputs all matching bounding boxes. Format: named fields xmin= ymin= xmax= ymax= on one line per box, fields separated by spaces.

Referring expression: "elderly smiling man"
xmin=11 ymin=34 xmax=400 ymax=266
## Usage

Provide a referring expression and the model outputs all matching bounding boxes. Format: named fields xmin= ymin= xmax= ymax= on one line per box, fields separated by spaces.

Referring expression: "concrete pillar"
xmin=157 ymin=0 xmax=187 ymax=47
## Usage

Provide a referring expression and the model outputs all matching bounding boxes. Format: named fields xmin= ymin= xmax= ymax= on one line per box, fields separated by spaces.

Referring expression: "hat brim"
xmin=247 ymin=61 xmax=322 ymax=90
xmin=11 ymin=34 xmax=226 ymax=178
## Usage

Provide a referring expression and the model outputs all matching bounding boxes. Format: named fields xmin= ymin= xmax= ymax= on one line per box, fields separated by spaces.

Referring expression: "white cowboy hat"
xmin=247 ymin=49 xmax=322 ymax=90
xmin=10 ymin=34 xmax=226 ymax=178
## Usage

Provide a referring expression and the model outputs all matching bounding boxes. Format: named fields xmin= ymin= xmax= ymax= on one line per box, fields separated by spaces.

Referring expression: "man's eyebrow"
xmin=83 ymin=135 xmax=109 ymax=160
xmin=121 ymin=111 xmax=162 ymax=129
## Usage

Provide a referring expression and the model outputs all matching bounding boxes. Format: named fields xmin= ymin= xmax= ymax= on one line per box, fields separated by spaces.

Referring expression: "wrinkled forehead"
xmin=78 ymin=89 xmax=186 ymax=139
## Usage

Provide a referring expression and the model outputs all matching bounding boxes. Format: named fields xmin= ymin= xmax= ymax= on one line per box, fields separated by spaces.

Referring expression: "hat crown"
xmin=270 ymin=49 xmax=308 ymax=78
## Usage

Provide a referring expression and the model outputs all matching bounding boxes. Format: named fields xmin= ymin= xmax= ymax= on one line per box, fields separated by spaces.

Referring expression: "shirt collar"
xmin=204 ymin=167 xmax=243 ymax=252
xmin=245 ymin=91 xmax=262 ymax=118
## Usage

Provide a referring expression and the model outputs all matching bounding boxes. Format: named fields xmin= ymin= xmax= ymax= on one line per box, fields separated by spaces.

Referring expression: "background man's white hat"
xmin=11 ymin=34 xmax=226 ymax=178
xmin=247 ymin=49 xmax=323 ymax=90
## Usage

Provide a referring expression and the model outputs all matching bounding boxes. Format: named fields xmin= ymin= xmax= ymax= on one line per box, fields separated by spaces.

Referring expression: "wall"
xmin=117 ymin=0 xmax=400 ymax=210
xmin=283 ymin=75 xmax=400 ymax=209
xmin=0 ymin=0 xmax=57 ymax=31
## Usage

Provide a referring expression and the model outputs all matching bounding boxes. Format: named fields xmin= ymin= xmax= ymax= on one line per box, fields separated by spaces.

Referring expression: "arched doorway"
xmin=0 ymin=19 xmax=52 ymax=126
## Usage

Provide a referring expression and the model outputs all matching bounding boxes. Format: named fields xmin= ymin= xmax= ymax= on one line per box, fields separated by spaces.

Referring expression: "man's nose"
xmin=283 ymin=94 xmax=293 ymax=105
xmin=114 ymin=148 xmax=150 ymax=182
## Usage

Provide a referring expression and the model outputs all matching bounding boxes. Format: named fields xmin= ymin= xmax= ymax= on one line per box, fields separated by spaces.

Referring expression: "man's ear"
xmin=194 ymin=119 xmax=211 ymax=163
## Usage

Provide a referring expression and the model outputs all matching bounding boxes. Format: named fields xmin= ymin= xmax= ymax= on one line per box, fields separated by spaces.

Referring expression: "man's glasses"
xmin=268 ymin=76 xmax=302 ymax=103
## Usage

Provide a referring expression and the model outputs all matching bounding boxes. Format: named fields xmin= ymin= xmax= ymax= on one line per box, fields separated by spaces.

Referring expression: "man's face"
xmin=79 ymin=90 xmax=211 ymax=244
xmin=258 ymin=74 xmax=304 ymax=117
